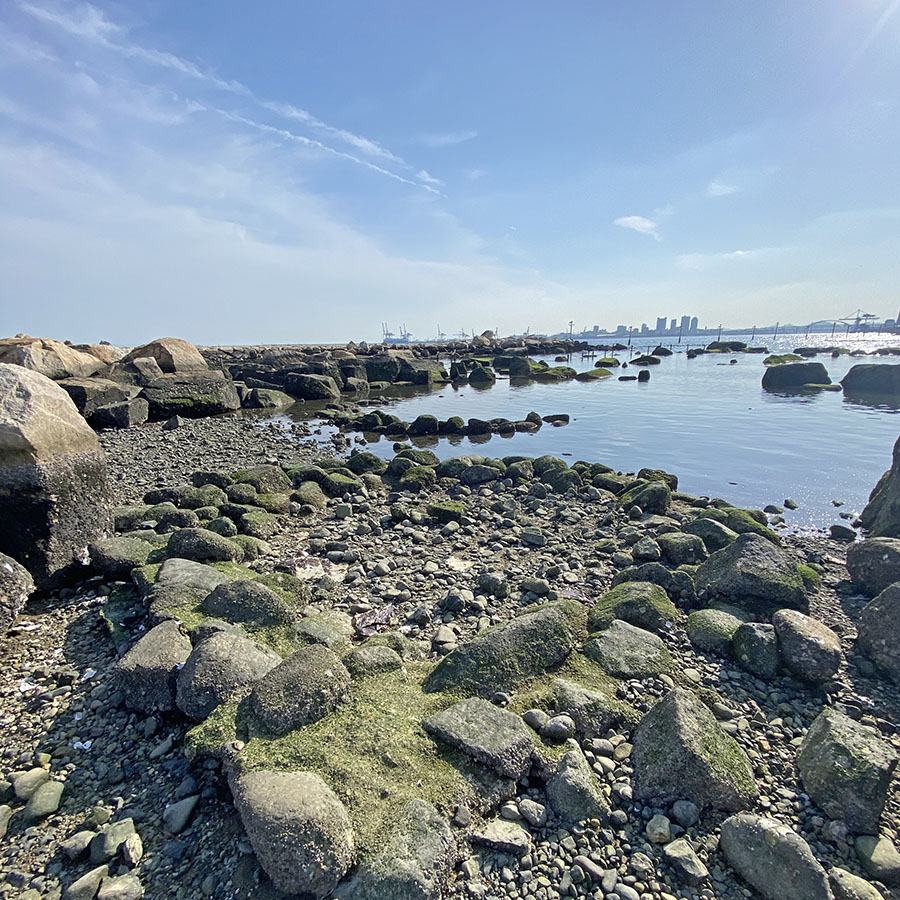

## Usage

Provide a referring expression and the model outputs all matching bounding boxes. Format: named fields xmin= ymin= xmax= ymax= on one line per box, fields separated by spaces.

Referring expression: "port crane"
xmin=840 ymin=309 xmax=878 ymax=331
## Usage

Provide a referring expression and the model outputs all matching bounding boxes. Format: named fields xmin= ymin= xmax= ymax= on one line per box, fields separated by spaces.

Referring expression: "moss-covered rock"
xmin=657 ymin=532 xmax=707 ymax=566
xmin=232 ymin=465 xmax=292 ymax=494
xmin=427 ymin=501 xmax=467 ymax=524
xmin=399 ymin=466 xmax=437 ymax=492
xmin=574 ymin=368 xmax=612 ymax=381
xmin=619 ymin=480 xmax=671 ymax=514
xmin=587 ymin=582 xmax=677 ymax=634
xmin=346 ymin=452 xmax=387 ymax=476
xmin=694 ymin=506 xmax=780 ymax=544
xmin=685 ymin=609 xmax=743 ymax=657
xmin=682 ymin=517 xmax=738 ymax=552
xmin=239 ymin=509 xmax=281 ymax=540
xmin=397 ymin=448 xmax=440 ymax=467
xmin=583 ymin=620 xmax=672 ymax=678
xmin=291 ymin=481 xmax=327 ymax=509
xmin=423 ymin=601 xmax=583 ymax=697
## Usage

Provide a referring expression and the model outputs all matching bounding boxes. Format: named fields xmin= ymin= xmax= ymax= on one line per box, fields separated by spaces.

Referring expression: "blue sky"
xmin=1 ymin=1 xmax=899 ymax=344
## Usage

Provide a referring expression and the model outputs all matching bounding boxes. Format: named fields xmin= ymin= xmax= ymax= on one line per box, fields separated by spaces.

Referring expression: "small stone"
xmin=855 ymin=834 xmax=900 ymax=884
xmin=541 ymin=714 xmax=576 ymax=742
xmin=664 ymin=838 xmax=709 ymax=886
xmin=671 ymin=799 xmax=700 ymax=828
xmin=13 ymin=767 xmax=49 ymax=801
xmin=23 ymin=779 xmax=63 ymax=822
xmin=162 ymin=795 xmax=199 ymax=834
xmin=97 ymin=874 xmax=144 ymax=900
xmin=122 ymin=832 xmax=143 ymax=866
xmin=63 ymin=865 xmax=108 ymax=900
xmin=523 ymin=709 xmax=550 ymax=731
xmin=646 ymin=813 xmax=671 ymax=843
xmin=518 ymin=798 xmax=548 ymax=827
xmin=470 ymin=819 xmax=532 ymax=856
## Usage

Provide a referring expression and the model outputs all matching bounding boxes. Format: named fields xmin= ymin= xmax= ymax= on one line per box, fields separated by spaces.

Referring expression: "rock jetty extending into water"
xmin=2 ymin=341 xmax=900 ymax=900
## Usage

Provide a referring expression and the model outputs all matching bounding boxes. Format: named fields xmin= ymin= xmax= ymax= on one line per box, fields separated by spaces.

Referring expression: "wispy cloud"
xmin=416 ymin=169 xmax=443 ymax=187
xmin=465 ymin=168 xmax=487 ymax=182
xmin=418 ymin=129 xmax=478 ymax=147
xmin=706 ymin=179 xmax=738 ymax=197
xmin=677 ymin=247 xmax=782 ymax=270
xmin=614 ymin=215 xmax=660 ymax=240
xmin=17 ymin=0 xmax=434 ymax=190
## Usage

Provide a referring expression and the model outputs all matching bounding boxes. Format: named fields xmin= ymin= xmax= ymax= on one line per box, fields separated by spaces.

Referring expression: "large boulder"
xmin=57 ymin=378 xmax=141 ymax=416
xmin=250 ymin=646 xmax=351 ymax=735
xmin=693 ymin=533 xmax=806 ymax=614
xmin=632 ymin=688 xmax=757 ymax=811
xmin=112 ymin=620 xmax=192 ymax=713
xmin=338 ymin=799 xmax=456 ymax=900
xmin=176 ymin=632 xmax=281 ymax=720
xmin=719 ymin=814 xmax=832 ymax=900
xmin=553 ymin=679 xmax=637 ymax=739
xmin=546 ymin=749 xmax=610 ymax=823
xmin=762 ymin=361 xmax=830 ymax=391
xmin=797 ymin=708 xmax=898 ymax=835
xmin=732 ymin=622 xmax=780 ymax=679
xmin=857 ymin=583 xmax=900 ymax=682
xmin=587 ymin=581 xmax=678 ymax=634
xmin=233 ymin=770 xmax=354 ymax=897
xmin=860 ymin=437 xmax=900 ymax=538
xmin=166 ymin=527 xmax=242 ymax=563
xmin=422 ymin=601 xmax=582 ymax=696
xmin=0 ymin=552 xmax=34 ymax=633
xmin=122 ymin=337 xmax=208 ymax=373
xmin=202 ymin=580 xmax=295 ymax=627
xmin=842 ymin=364 xmax=900 ymax=396
xmin=0 ymin=335 xmax=104 ymax=379
xmin=0 ymin=364 xmax=112 ymax=587
xmin=423 ymin=698 xmax=535 ymax=780
xmin=140 ymin=373 xmax=240 ymax=418
xmin=846 ymin=538 xmax=900 ymax=596
xmin=283 ymin=373 xmax=341 ymax=401
xmin=772 ymin=609 xmax=842 ymax=683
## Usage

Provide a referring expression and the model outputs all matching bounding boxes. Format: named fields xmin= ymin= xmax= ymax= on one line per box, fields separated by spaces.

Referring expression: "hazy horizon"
xmin=2 ymin=2 xmax=899 ymax=345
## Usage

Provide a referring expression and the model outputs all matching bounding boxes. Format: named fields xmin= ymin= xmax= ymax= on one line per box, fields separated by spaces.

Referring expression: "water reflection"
xmin=842 ymin=392 xmax=900 ymax=413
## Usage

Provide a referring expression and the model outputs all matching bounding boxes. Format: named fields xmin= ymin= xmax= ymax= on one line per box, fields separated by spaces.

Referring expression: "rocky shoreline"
xmin=3 ymin=343 xmax=900 ymax=900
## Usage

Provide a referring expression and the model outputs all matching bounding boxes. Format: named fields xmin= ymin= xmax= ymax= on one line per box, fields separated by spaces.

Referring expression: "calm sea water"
xmin=276 ymin=332 xmax=900 ymax=531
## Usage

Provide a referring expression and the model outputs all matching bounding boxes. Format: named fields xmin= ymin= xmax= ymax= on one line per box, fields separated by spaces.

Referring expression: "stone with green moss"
xmin=763 ymin=353 xmax=804 ymax=366
xmin=619 ymin=480 xmax=671 ymax=514
xmin=344 ymin=645 xmax=403 ymax=678
xmin=181 ymin=484 xmax=227 ymax=510
xmin=292 ymin=481 xmax=327 ymax=509
xmin=686 ymin=609 xmax=743 ymax=657
xmin=253 ymin=492 xmax=290 ymax=514
xmin=694 ymin=507 xmax=780 ymax=544
xmin=435 ymin=457 xmax=472 ymax=478
xmin=427 ymin=501 xmax=467 ymax=524
xmin=228 ymin=534 xmax=269 ymax=560
xmin=694 ymin=533 xmax=806 ymax=614
xmin=682 ymin=517 xmax=738 ymax=552
xmin=632 ymin=688 xmax=757 ymax=811
xmin=542 ymin=467 xmax=583 ymax=494
xmin=592 ymin=472 xmax=633 ymax=495
xmin=397 ymin=448 xmax=440 ymax=466
xmin=423 ymin=600 xmax=583 ymax=697
xmin=232 ymin=465 xmax=292 ymax=494
xmin=551 ymin=678 xmax=639 ymax=738
xmin=506 ymin=459 xmax=535 ymax=482
xmin=574 ymin=368 xmax=612 ymax=381
xmin=239 ymin=509 xmax=281 ymax=540
xmin=346 ymin=452 xmax=387 ymax=475
xmin=399 ymin=466 xmax=437 ymax=492
xmin=114 ymin=506 xmax=152 ymax=532
xmin=532 ymin=366 xmax=576 ymax=382
xmin=321 ymin=471 xmax=361 ymax=497
xmin=89 ymin=536 xmax=152 ymax=579
xmin=587 ymin=582 xmax=677 ymax=634
xmin=657 ymin=532 xmax=707 ymax=566
xmin=295 ymin=615 xmax=352 ymax=653
xmin=797 ymin=564 xmax=822 ymax=592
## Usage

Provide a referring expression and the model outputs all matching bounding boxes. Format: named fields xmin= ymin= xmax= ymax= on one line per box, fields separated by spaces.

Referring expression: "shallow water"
xmin=274 ymin=332 xmax=900 ymax=531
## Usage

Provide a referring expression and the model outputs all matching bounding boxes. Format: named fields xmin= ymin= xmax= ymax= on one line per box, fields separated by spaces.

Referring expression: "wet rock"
xmin=233 ymin=770 xmax=354 ymax=896
xmin=762 ymin=361 xmax=831 ymax=391
xmin=583 ymin=619 xmax=672 ymax=678
xmin=337 ymin=799 xmax=455 ymax=900
xmin=202 ymin=579 xmax=294 ymax=626
xmin=0 ymin=364 xmax=112 ymax=587
xmin=423 ymin=697 xmax=535 ymax=780
xmin=843 ymin=364 xmax=900 ymax=397
xmin=250 ymin=645 xmax=351 ymax=734
xmin=846 ymin=538 xmax=900 ymax=596
xmin=694 ymin=533 xmax=806 ymax=613
xmin=423 ymin=600 xmax=582 ymax=696
xmin=797 ymin=708 xmax=898 ymax=835
xmin=546 ymin=749 xmax=610 ymax=823
xmin=113 ymin=621 xmax=192 ymax=713
xmin=632 ymin=688 xmax=757 ymax=811
xmin=284 ymin=372 xmax=341 ymax=401
xmin=0 ymin=552 xmax=33 ymax=634
xmin=176 ymin=632 xmax=281 ymax=720
xmin=166 ymin=527 xmax=242 ymax=563
xmin=719 ymin=813 xmax=831 ymax=900
xmin=773 ymin=608 xmax=842 ymax=682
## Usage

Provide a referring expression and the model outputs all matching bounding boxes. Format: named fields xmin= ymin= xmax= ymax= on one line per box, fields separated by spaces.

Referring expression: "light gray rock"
xmin=423 ymin=697 xmax=535 ymax=780
xmin=336 ymin=799 xmax=455 ymax=900
xmin=176 ymin=632 xmax=281 ymax=720
xmin=233 ymin=770 xmax=354 ymax=896
xmin=773 ymin=609 xmax=842 ymax=682
xmin=166 ymin=527 xmax=242 ymax=563
xmin=344 ymin=644 xmax=403 ymax=678
xmin=719 ymin=814 xmax=832 ymax=900
xmin=663 ymin=837 xmax=708 ymax=886
xmin=113 ymin=621 xmax=192 ymax=713
xmin=162 ymin=795 xmax=198 ymax=835
xmin=23 ymin=779 xmax=63 ymax=822
xmin=632 ymin=688 xmax=757 ymax=812
xmin=829 ymin=867 xmax=885 ymax=900
xmin=63 ymin=865 xmax=108 ymax=900
xmin=250 ymin=645 xmax=350 ymax=735
xmin=553 ymin=679 xmax=637 ymax=739
xmin=733 ymin=622 xmax=780 ymax=679
xmin=89 ymin=537 xmax=151 ymax=579
xmin=469 ymin=818 xmax=532 ymax=856
xmin=846 ymin=538 xmax=900 ymax=596
xmin=0 ymin=364 xmax=112 ymax=588
xmin=685 ymin=608 xmax=742 ymax=657
xmin=798 ymin=709 xmax=898 ymax=835
xmin=583 ymin=619 xmax=672 ymax=678
xmin=546 ymin=749 xmax=610 ymax=823
xmin=855 ymin=835 xmax=900 ymax=885
xmin=0 ymin=552 xmax=33 ymax=634
xmin=13 ymin=767 xmax=49 ymax=800
xmin=202 ymin=579 xmax=292 ymax=626
xmin=97 ymin=874 xmax=143 ymax=900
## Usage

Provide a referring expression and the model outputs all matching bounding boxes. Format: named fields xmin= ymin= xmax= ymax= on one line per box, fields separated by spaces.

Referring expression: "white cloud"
xmin=677 ymin=247 xmax=781 ymax=270
xmin=465 ymin=168 xmax=487 ymax=181
xmin=614 ymin=215 xmax=660 ymax=240
xmin=419 ymin=129 xmax=478 ymax=147
xmin=416 ymin=169 xmax=443 ymax=187
xmin=706 ymin=179 xmax=738 ymax=197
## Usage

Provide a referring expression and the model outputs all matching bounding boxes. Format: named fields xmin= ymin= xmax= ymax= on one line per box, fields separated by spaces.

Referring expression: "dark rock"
xmin=733 ymin=622 xmax=780 ymax=679
xmin=685 ymin=608 xmax=742 ymax=657
xmin=0 ymin=552 xmax=33 ymax=634
xmin=113 ymin=621 xmax=192 ymax=713
xmin=842 ymin=364 xmax=900 ymax=396
xmin=202 ymin=579 xmax=295 ymax=627
xmin=141 ymin=373 xmax=240 ymax=418
xmin=283 ymin=372 xmax=341 ymax=401
xmin=89 ymin=398 xmax=150 ymax=429
xmin=89 ymin=536 xmax=151 ymax=579
xmin=762 ymin=361 xmax=830 ymax=391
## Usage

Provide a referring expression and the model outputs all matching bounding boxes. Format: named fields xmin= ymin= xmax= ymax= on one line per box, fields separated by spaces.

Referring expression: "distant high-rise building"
xmin=640 ymin=323 xmax=649 ymax=334
xmin=680 ymin=315 xmax=690 ymax=332
xmin=616 ymin=325 xmax=628 ymax=335
xmin=690 ymin=316 xmax=698 ymax=331
xmin=670 ymin=318 xmax=677 ymax=331
xmin=591 ymin=325 xmax=600 ymax=334
xmin=656 ymin=316 xmax=667 ymax=333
